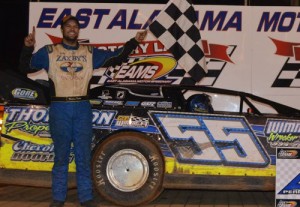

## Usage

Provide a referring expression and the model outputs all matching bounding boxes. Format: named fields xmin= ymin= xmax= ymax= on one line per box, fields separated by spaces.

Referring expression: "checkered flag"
xmin=105 ymin=65 xmax=121 ymax=78
xmin=130 ymin=116 xmax=149 ymax=127
xmin=148 ymin=0 xmax=207 ymax=83
xmin=272 ymin=57 xmax=300 ymax=88
xmin=165 ymin=45 xmax=236 ymax=85
xmin=131 ymin=116 xmax=149 ymax=122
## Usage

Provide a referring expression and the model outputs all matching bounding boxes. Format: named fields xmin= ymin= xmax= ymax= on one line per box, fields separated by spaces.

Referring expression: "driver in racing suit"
xmin=18 ymin=15 xmax=147 ymax=207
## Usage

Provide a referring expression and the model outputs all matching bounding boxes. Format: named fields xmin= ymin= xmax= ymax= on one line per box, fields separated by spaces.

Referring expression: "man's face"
xmin=61 ymin=20 xmax=80 ymax=42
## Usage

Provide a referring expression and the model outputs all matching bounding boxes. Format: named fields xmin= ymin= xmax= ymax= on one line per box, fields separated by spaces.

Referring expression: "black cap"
xmin=61 ymin=15 xmax=80 ymax=28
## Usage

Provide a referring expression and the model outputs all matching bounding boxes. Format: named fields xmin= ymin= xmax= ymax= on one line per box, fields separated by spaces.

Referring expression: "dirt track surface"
xmin=0 ymin=185 xmax=275 ymax=207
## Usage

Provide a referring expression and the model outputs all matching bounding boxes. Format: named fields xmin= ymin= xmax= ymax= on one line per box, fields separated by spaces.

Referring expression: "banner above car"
xmin=27 ymin=2 xmax=300 ymax=110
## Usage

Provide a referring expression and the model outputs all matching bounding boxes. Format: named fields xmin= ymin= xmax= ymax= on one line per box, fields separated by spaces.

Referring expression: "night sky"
xmin=1 ymin=1 xmax=29 ymax=71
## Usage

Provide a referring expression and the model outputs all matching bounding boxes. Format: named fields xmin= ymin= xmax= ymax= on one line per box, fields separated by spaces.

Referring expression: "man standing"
xmin=19 ymin=15 xmax=147 ymax=207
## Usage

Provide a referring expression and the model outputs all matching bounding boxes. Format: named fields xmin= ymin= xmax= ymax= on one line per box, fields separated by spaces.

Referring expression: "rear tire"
xmin=92 ymin=132 xmax=164 ymax=206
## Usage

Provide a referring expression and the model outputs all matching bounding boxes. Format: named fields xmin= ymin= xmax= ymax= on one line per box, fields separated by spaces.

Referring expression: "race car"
xmin=0 ymin=69 xmax=300 ymax=206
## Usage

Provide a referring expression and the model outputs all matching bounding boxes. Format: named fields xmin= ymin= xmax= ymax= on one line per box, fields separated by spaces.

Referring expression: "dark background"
xmin=0 ymin=0 xmax=293 ymax=72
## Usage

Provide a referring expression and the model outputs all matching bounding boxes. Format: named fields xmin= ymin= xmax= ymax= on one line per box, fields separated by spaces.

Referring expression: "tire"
xmin=92 ymin=131 xmax=164 ymax=206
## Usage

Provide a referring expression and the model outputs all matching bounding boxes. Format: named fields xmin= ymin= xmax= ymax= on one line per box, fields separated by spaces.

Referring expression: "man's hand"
xmin=24 ymin=26 xmax=36 ymax=47
xmin=135 ymin=30 xmax=147 ymax=43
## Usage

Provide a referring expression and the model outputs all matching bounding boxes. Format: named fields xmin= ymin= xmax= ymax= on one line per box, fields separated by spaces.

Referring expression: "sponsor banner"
xmin=276 ymin=148 xmax=300 ymax=202
xmin=28 ymin=3 xmax=300 ymax=110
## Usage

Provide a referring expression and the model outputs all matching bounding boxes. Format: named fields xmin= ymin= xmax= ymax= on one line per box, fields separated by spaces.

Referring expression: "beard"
xmin=63 ymin=34 xmax=78 ymax=44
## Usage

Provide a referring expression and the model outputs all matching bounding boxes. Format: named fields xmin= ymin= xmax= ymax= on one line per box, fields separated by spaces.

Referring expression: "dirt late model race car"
xmin=0 ymin=69 xmax=300 ymax=206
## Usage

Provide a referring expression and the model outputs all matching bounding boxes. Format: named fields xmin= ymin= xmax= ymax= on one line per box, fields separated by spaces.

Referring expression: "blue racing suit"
xmin=19 ymin=39 xmax=139 ymax=203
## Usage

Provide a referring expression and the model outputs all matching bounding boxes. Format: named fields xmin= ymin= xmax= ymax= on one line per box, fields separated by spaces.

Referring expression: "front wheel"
xmin=92 ymin=132 xmax=164 ymax=206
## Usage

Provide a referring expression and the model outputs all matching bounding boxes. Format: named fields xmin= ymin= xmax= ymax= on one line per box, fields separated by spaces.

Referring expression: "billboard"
xmin=27 ymin=3 xmax=300 ymax=110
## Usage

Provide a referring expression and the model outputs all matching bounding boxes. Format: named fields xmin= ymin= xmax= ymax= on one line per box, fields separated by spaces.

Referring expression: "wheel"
xmin=92 ymin=131 xmax=164 ymax=206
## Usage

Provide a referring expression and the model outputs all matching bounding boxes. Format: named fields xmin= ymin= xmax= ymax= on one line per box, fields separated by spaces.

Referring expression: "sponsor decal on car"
xmin=157 ymin=101 xmax=172 ymax=109
xmin=116 ymin=91 xmax=126 ymax=99
xmin=125 ymin=101 xmax=140 ymax=107
xmin=115 ymin=115 xmax=149 ymax=128
xmin=141 ymin=101 xmax=156 ymax=108
xmin=4 ymin=106 xmax=50 ymax=137
xmin=98 ymin=90 xmax=112 ymax=99
xmin=11 ymin=141 xmax=57 ymax=163
xmin=265 ymin=119 xmax=300 ymax=147
xmin=12 ymin=88 xmax=38 ymax=100
xmin=0 ymin=106 xmax=76 ymax=171
xmin=103 ymin=100 xmax=124 ymax=106
xmin=92 ymin=110 xmax=117 ymax=127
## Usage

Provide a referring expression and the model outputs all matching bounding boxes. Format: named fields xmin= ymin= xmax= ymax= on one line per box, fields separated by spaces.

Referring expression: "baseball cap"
xmin=61 ymin=15 xmax=80 ymax=28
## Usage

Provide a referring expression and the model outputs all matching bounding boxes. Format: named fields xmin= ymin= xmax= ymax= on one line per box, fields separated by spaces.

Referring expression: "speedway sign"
xmin=28 ymin=3 xmax=300 ymax=110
